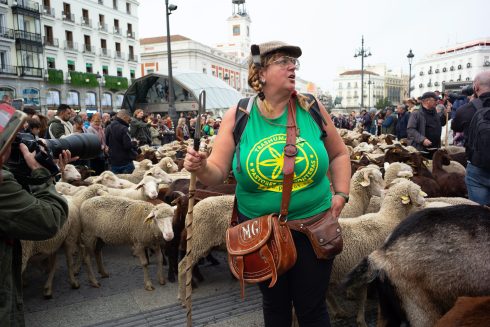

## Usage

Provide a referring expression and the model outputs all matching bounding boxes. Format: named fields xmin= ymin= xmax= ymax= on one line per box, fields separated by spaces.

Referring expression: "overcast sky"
xmin=138 ymin=0 xmax=490 ymax=93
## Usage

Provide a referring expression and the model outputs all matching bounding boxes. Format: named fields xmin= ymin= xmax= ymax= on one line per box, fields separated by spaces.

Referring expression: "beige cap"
xmin=248 ymin=41 xmax=302 ymax=64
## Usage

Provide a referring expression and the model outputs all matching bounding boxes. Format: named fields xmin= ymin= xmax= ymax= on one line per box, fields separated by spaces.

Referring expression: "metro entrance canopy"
xmin=122 ymin=71 xmax=242 ymax=116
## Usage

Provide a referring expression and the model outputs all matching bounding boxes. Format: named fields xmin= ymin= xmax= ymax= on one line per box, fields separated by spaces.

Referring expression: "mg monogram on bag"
xmin=241 ymin=220 xmax=260 ymax=241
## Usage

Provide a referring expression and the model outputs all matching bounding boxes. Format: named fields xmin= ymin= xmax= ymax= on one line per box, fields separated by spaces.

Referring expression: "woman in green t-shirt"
xmin=184 ymin=41 xmax=351 ymax=327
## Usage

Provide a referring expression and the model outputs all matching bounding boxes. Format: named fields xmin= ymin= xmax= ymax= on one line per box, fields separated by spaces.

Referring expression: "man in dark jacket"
xmin=452 ymin=71 xmax=490 ymax=205
xmin=395 ymin=104 xmax=410 ymax=139
xmin=105 ymin=110 xmax=138 ymax=173
xmin=1 ymin=113 xmax=70 ymax=325
xmin=407 ymin=92 xmax=451 ymax=151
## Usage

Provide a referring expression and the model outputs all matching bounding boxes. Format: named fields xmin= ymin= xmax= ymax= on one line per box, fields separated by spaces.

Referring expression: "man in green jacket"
xmin=0 ymin=139 xmax=71 ymax=326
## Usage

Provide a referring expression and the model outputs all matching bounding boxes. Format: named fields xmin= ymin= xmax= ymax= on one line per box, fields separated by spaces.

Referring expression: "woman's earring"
xmin=260 ymin=79 xmax=266 ymax=84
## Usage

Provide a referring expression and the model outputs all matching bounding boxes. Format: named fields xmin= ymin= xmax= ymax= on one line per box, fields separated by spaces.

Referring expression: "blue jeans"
xmin=111 ymin=162 xmax=135 ymax=174
xmin=465 ymin=163 xmax=490 ymax=205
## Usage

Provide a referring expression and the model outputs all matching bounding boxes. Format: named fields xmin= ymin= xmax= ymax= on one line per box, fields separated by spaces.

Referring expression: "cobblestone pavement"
xmin=23 ymin=245 xmax=376 ymax=327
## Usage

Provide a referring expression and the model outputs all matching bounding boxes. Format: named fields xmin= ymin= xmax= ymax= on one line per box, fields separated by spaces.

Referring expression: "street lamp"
xmin=354 ymin=35 xmax=372 ymax=109
xmin=96 ymin=71 xmax=105 ymax=114
xmin=366 ymin=74 xmax=373 ymax=107
xmin=407 ymin=49 xmax=415 ymax=98
xmin=165 ymin=0 xmax=178 ymax=127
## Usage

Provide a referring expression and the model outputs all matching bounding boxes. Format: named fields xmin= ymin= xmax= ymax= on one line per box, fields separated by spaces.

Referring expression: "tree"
xmin=375 ymin=97 xmax=392 ymax=110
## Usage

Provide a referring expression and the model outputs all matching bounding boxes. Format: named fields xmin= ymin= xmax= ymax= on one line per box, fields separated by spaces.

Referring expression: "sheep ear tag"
xmin=400 ymin=195 xmax=411 ymax=204
xmin=144 ymin=210 xmax=156 ymax=223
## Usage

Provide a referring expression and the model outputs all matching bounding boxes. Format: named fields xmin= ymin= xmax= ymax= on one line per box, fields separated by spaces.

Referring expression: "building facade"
xmin=412 ymin=38 xmax=490 ymax=97
xmin=0 ymin=0 xmax=140 ymax=113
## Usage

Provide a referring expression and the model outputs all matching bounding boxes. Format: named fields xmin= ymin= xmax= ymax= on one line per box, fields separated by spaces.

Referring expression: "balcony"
xmin=64 ymin=40 xmax=78 ymax=51
xmin=100 ymin=48 xmax=111 ymax=57
xmin=484 ymin=60 xmax=490 ymax=67
xmin=0 ymin=65 xmax=18 ymax=75
xmin=126 ymin=31 xmax=135 ymax=39
xmin=14 ymin=30 xmax=42 ymax=43
xmin=41 ymin=6 xmax=54 ymax=17
xmin=81 ymin=17 xmax=92 ymax=28
xmin=114 ymin=51 xmax=125 ymax=60
xmin=17 ymin=66 xmax=43 ymax=78
xmin=0 ymin=27 xmax=15 ymax=40
xmin=128 ymin=54 xmax=138 ymax=62
xmin=83 ymin=44 xmax=95 ymax=54
xmin=12 ymin=0 xmax=39 ymax=13
xmin=62 ymin=11 xmax=75 ymax=23
xmin=98 ymin=23 xmax=108 ymax=32
xmin=43 ymin=36 xmax=59 ymax=47
xmin=113 ymin=26 xmax=121 ymax=36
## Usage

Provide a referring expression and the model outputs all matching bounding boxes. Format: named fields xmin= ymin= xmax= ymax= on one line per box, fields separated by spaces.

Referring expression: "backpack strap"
xmin=472 ymin=98 xmax=483 ymax=110
xmin=233 ymin=95 xmax=256 ymax=172
xmin=302 ymin=93 xmax=328 ymax=140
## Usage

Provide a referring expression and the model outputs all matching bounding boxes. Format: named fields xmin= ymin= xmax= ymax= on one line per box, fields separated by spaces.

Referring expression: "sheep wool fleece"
xmin=232 ymin=99 xmax=331 ymax=220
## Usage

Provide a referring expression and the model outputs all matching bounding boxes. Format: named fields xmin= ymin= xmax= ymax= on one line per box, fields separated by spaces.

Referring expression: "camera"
xmin=7 ymin=133 xmax=101 ymax=184
xmin=461 ymin=85 xmax=474 ymax=97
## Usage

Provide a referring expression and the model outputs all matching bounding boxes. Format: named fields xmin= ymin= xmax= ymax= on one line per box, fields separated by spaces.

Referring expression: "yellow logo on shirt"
xmin=246 ymin=133 xmax=318 ymax=192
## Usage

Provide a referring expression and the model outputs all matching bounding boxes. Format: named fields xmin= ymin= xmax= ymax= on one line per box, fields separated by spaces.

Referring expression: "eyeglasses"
xmin=270 ymin=56 xmax=300 ymax=70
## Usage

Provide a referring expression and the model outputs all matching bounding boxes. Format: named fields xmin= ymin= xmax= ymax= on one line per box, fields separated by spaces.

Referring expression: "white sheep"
xmin=79 ymin=196 xmax=175 ymax=290
xmin=116 ymin=159 xmax=155 ymax=183
xmin=21 ymin=184 xmax=108 ymax=298
xmin=55 ymin=181 xmax=86 ymax=196
xmin=91 ymin=170 xmax=136 ymax=189
xmin=104 ymin=175 xmax=160 ymax=200
xmin=60 ymin=164 xmax=81 ymax=182
xmin=328 ymin=179 xmax=426 ymax=327
xmin=339 ymin=166 xmax=384 ymax=218
xmin=157 ymin=157 xmax=179 ymax=173
xmin=177 ymin=195 xmax=234 ymax=304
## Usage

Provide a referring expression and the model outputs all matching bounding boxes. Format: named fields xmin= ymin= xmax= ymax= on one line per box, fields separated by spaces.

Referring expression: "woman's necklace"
xmin=256 ymin=99 xmax=300 ymax=136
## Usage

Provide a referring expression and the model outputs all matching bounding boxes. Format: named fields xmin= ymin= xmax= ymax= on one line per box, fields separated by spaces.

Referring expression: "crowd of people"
xmin=14 ymin=104 xmax=223 ymax=175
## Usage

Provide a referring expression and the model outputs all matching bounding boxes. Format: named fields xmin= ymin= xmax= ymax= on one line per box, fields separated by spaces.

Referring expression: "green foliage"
xmin=104 ymin=75 xmax=129 ymax=91
xmin=69 ymin=71 xmax=98 ymax=87
xmin=47 ymin=69 xmax=64 ymax=84
xmin=375 ymin=97 xmax=392 ymax=110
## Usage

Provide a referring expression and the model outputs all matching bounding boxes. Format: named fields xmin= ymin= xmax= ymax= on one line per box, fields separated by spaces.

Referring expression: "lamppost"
xmin=96 ymin=71 xmax=104 ymax=115
xmin=354 ymin=35 xmax=372 ymax=109
xmin=165 ymin=0 xmax=178 ymax=127
xmin=366 ymin=74 xmax=373 ymax=107
xmin=407 ymin=49 xmax=415 ymax=98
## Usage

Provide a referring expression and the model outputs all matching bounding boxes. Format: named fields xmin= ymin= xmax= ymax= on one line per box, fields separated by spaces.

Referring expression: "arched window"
xmin=46 ymin=89 xmax=61 ymax=109
xmin=0 ymin=86 xmax=15 ymax=99
xmin=67 ymin=90 xmax=80 ymax=107
xmin=115 ymin=94 xmax=124 ymax=108
xmin=102 ymin=92 xmax=112 ymax=109
xmin=85 ymin=91 xmax=97 ymax=109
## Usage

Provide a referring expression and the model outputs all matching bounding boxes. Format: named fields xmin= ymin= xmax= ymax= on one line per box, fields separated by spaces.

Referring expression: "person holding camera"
xmin=407 ymin=92 xmax=451 ymax=152
xmin=105 ymin=110 xmax=138 ymax=174
xmin=452 ymin=71 xmax=490 ymax=205
xmin=0 ymin=113 xmax=72 ymax=325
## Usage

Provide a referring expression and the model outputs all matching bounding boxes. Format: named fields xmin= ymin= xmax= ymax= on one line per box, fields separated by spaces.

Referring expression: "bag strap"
xmin=230 ymin=96 xmax=298 ymax=226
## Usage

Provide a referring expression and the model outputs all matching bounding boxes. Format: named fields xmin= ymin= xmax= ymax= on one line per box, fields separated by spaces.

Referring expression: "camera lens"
xmin=46 ymin=133 xmax=101 ymax=159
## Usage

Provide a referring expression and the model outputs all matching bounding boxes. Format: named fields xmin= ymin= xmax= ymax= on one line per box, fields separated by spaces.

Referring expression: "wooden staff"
xmin=445 ymin=111 xmax=449 ymax=147
xmin=185 ymin=90 xmax=206 ymax=327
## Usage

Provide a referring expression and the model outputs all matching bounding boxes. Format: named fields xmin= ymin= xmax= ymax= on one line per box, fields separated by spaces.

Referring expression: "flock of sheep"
xmin=21 ymin=132 xmax=490 ymax=327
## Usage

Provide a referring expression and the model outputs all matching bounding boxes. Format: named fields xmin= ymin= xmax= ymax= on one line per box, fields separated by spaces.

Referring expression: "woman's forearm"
xmin=195 ymin=161 xmax=226 ymax=186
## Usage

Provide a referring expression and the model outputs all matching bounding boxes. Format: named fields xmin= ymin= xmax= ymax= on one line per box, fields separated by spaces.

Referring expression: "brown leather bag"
xmin=287 ymin=210 xmax=343 ymax=260
xmin=226 ymin=97 xmax=298 ymax=297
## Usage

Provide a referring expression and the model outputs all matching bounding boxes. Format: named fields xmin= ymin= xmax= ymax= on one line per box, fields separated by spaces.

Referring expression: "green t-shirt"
xmin=232 ymin=99 xmax=332 ymax=220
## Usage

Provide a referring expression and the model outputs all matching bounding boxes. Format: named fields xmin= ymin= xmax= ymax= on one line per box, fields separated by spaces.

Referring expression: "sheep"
xmin=426 ymin=158 xmax=466 ymax=175
xmin=327 ymin=179 xmax=426 ymax=327
xmin=344 ymin=205 xmax=490 ymax=327
xmin=178 ymin=195 xmax=234 ymax=304
xmin=431 ymin=149 xmax=467 ymax=197
xmin=339 ymin=166 xmax=384 ymax=218
xmin=21 ymin=184 xmax=108 ymax=298
xmin=157 ymin=156 xmax=179 ymax=173
xmin=91 ymin=171 xmax=135 ymax=189
xmin=116 ymin=159 xmax=154 ymax=183
xmin=79 ymin=196 xmax=175 ymax=291
xmin=104 ymin=175 xmax=161 ymax=200
xmin=55 ymin=181 xmax=86 ymax=196
xmin=60 ymin=164 xmax=81 ymax=182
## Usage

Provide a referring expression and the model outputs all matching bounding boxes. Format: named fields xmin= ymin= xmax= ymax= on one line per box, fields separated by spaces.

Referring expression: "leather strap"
xmin=230 ymin=96 xmax=298 ymax=225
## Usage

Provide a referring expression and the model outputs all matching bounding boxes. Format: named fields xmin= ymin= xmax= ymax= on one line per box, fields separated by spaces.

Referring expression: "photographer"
xmin=0 ymin=111 xmax=73 ymax=325
xmin=452 ymin=71 xmax=490 ymax=205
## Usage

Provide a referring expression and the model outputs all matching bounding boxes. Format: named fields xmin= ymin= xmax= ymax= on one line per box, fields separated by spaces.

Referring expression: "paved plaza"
xmin=23 ymin=245 xmax=376 ymax=327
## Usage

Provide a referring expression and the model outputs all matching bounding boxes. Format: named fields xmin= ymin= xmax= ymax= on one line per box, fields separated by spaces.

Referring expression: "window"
xmin=0 ymin=87 xmax=15 ymax=100
xmin=67 ymin=59 xmax=75 ymax=71
xmin=232 ymin=25 xmax=240 ymax=36
xmin=467 ymin=63 xmax=472 ymax=68
xmin=130 ymin=69 xmax=135 ymax=79
xmin=146 ymin=69 xmax=154 ymax=74
xmin=46 ymin=89 xmax=61 ymax=107
xmin=102 ymin=65 xmax=108 ymax=75
xmin=102 ymin=92 xmax=112 ymax=107
xmin=115 ymin=94 xmax=124 ymax=108
xmin=442 ymin=67 xmax=447 ymax=72
xmin=113 ymin=0 xmax=118 ymax=9
xmin=47 ymin=57 xmax=55 ymax=68
xmin=86 ymin=63 xmax=92 ymax=73
xmin=457 ymin=64 xmax=462 ymax=70
xmin=67 ymin=91 xmax=80 ymax=107
xmin=117 ymin=67 xmax=122 ymax=77
xmin=85 ymin=91 xmax=96 ymax=108
xmin=126 ymin=2 xmax=131 ymax=14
